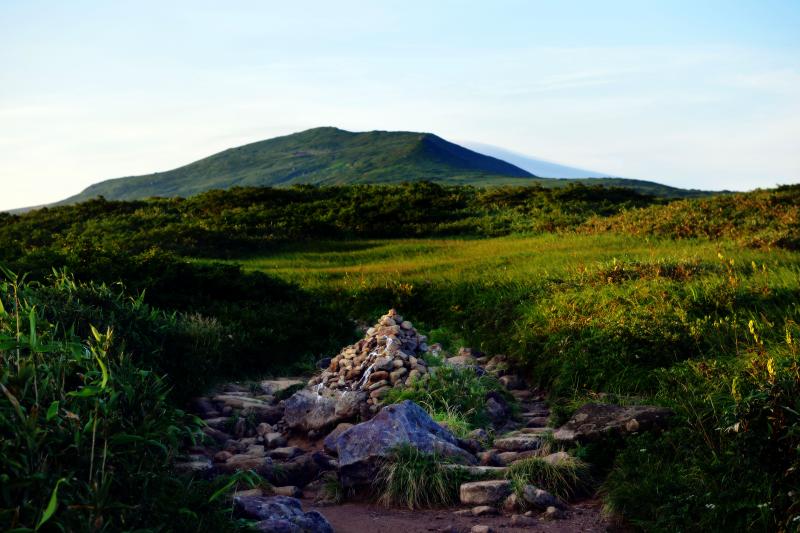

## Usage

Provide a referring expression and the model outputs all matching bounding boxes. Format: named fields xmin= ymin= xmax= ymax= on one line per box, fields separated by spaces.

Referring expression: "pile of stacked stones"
xmin=307 ymin=309 xmax=430 ymax=409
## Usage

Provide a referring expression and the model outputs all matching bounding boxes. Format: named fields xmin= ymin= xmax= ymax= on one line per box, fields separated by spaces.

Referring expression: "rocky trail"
xmin=176 ymin=310 xmax=669 ymax=532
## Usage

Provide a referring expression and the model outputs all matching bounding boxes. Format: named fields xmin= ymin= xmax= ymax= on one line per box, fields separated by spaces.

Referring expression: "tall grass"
xmin=374 ymin=445 xmax=471 ymax=509
xmin=0 ymin=269 xmax=245 ymax=531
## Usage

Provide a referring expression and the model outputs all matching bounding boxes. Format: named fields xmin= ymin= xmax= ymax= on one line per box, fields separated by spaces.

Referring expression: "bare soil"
xmin=306 ymin=498 xmax=611 ymax=533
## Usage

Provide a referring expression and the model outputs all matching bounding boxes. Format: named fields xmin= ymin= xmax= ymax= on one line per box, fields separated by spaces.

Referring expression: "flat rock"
xmin=471 ymin=505 xmax=498 ymax=516
xmin=269 ymin=447 xmax=303 ymax=460
xmin=283 ymin=388 xmax=365 ymax=434
xmin=553 ymin=402 xmax=674 ymax=443
xmin=459 ymin=480 xmax=512 ymax=506
xmin=493 ymin=436 xmax=542 ymax=452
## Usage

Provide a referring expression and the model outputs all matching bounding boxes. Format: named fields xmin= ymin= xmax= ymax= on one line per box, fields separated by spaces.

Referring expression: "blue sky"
xmin=1 ymin=0 xmax=798 ymax=209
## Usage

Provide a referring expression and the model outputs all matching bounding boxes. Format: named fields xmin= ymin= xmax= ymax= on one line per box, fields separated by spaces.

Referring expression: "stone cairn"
xmin=307 ymin=309 xmax=430 ymax=408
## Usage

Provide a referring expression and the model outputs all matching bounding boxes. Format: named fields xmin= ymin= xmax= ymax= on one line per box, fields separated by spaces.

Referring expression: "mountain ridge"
xmin=58 ymin=127 xmax=711 ymax=204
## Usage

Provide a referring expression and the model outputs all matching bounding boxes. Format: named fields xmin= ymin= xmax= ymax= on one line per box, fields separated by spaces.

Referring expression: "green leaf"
xmin=36 ymin=478 xmax=67 ymax=530
xmin=29 ymin=308 xmax=37 ymax=348
xmin=46 ymin=401 xmax=59 ymax=421
xmin=90 ymin=324 xmax=102 ymax=342
xmin=94 ymin=350 xmax=109 ymax=389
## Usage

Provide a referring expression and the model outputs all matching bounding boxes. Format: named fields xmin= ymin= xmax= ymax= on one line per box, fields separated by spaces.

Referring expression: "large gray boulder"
xmin=283 ymin=388 xmax=366 ymax=435
xmin=553 ymin=402 xmax=673 ymax=443
xmin=331 ymin=400 xmax=477 ymax=486
xmin=233 ymin=495 xmax=333 ymax=533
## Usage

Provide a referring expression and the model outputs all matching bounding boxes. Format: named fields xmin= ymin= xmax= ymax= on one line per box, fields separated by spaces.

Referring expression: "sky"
xmin=1 ymin=1 xmax=799 ymax=210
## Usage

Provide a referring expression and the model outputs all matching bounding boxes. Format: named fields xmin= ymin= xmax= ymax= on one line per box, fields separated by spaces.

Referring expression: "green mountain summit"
xmin=61 ymin=127 xmax=704 ymax=203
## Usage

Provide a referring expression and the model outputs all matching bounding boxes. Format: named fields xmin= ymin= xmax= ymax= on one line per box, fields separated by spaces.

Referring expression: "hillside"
xmin=59 ymin=127 xmax=708 ymax=204
xmin=60 ymin=127 xmax=531 ymax=203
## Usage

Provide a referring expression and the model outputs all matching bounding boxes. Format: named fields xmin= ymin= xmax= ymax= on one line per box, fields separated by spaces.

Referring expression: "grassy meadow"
xmin=2 ymin=183 xmax=799 ymax=531
xmin=206 ymin=233 xmax=800 ymax=531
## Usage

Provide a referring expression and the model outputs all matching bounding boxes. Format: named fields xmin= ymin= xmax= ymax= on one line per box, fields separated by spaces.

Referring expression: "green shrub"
xmin=384 ymin=365 xmax=513 ymax=427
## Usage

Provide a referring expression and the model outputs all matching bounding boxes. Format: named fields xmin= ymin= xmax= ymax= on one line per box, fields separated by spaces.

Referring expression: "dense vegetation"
xmin=58 ymin=127 xmax=705 ymax=204
xmin=2 ymin=182 xmax=799 ymax=531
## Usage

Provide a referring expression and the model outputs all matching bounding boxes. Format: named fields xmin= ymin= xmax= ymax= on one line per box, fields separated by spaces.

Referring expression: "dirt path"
xmin=306 ymin=499 xmax=610 ymax=532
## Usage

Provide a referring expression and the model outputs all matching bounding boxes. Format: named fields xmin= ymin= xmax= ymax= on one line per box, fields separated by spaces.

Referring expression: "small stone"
xmin=390 ymin=367 xmax=408 ymax=383
xmin=368 ymin=379 xmax=390 ymax=391
xmin=542 ymin=451 xmax=571 ymax=465
xmin=392 ymin=359 xmax=405 ymax=369
xmin=459 ymin=480 xmax=512 ymax=506
xmin=255 ymin=422 xmax=273 ymax=437
xmin=503 ymin=493 xmax=520 ymax=512
xmin=472 ymin=505 xmax=498 ymax=516
xmin=263 ymin=432 xmax=287 ymax=449
xmin=368 ymin=371 xmax=390 ymax=383
xmin=499 ymin=375 xmax=525 ymax=390
xmin=452 ymin=509 xmax=472 ymax=517
xmin=471 ymin=526 xmax=492 ymax=533
xmin=268 ymin=446 xmax=303 ymax=460
xmin=493 ymin=436 xmax=541 ymax=452
xmin=543 ymin=505 xmax=566 ymax=520
xmin=213 ymin=450 xmax=233 ymax=463
xmin=271 ymin=485 xmax=303 ymax=498
xmin=510 ymin=514 xmax=537 ymax=526
xmin=521 ymin=485 xmax=564 ymax=510
xmin=369 ymin=386 xmax=391 ymax=400
xmin=401 ymin=320 xmax=413 ymax=330
xmin=374 ymin=356 xmax=394 ymax=372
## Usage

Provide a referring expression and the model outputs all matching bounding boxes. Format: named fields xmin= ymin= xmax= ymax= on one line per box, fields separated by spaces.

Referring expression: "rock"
xmin=457 ymin=438 xmax=482 ymax=455
xmin=553 ymin=403 xmax=674 ymax=443
xmin=400 ymin=320 xmax=413 ymax=330
xmin=526 ymin=417 xmax=550 ymax=428
xmin=446 ymin=355 xmax=478 ymax=366
xmin=368 ymin=370 xmax=390 ymax=383
xmin=374 ymin=356 xmax=395 ymax=372
xmin=499 ymin=375 xmax=525 ymax=390
xmin=471 ymin=505 xmax=498 ymax=516
xmin=256 ymin=422 xmax=274 ymax=437
xmin=470 ymin=526 xmax=493 ymax=533
xmin=264 ymin=432 xmax=288 ymax=449
xmin=269 ymin=447 xmax=303 ymax=460
xmin=459 ymin=480 xmax=512 ymax=506
xmin=214 ymin=450 xmax=233 ymax=463
xmin=273 ymin=452 xmax=335 ymax=488
xmin=259 ymin=379 xmax=306 ymax=397
xmin=453 ymin=509 xmax=473 ymax=517
xmin=484 ymin=396 xmax=509 ymax=426
xmin=493 ymin=436 xmax=541 ymax=452
xmin=233 ymin=495 xmax=333 ymax=533
xmin=467 ymin=428 xmax=489 ymax=443
xmin=496 ymin=452 xmax=519 ymax=465
xmin=477 ymin=451 xmax=500 ymax=466
xmin=216 ymin=454 xmax=271 ymax=474
xmin=174 ymin=458 xmax=213 ymax=476
xmin=389 ymin=367 xmax=408 ymax=383
xmin=510 ymin=514 xmax=537 ymax=526
xmin=542 ymin=451 xmax=571 ymax=465
xmin=283 ymin=389 xmax=365 ymax=434
xmin=272 ymin=486 xmax=303 ymax=498
xmin=543 ymin=505 xmax=566 ymax=520
xmin=442 ymin=465 xmax=507 ymax=477
xmin=322 ymin=423 xmax=354 ymax=455
xmin=316 ymin=358 xmax=332 ymax=370
xmin=503 ymin=493 xmax=521 ymax=512
xmin=332 ymin=401 xmax=477 ymax=486
xmin=521 ymin=485 xmax=564 ymax=510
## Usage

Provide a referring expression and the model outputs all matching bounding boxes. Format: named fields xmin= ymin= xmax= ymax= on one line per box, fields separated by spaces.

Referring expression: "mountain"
xmin=60 ymin=127 xmax=532 ymax=204
xmin=59 ymin=127 xmax=711 ymax=204
xmin=463 ymin=142 xmax=610 ymax=179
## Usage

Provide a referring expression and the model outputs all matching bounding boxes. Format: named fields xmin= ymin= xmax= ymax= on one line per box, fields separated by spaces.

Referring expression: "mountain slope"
xmin=61 ymin=127 xmax=533 ymax=203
